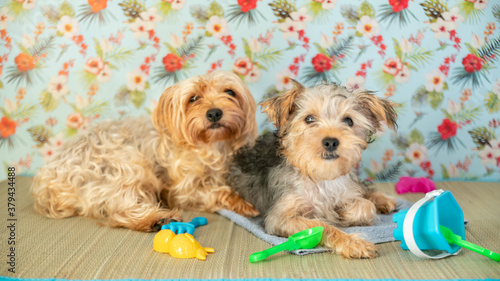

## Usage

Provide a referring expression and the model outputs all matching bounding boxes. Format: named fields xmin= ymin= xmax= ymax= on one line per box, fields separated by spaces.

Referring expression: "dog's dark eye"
xmin=189 ymin=96 xmax=199 ymax=103
xmin=305 ymin=115 xmax=315 ymax=124
xmin=343 ymin=117 xmax=353 ymax=127
xmin=225 ymin=89 xmax=236 ymax=97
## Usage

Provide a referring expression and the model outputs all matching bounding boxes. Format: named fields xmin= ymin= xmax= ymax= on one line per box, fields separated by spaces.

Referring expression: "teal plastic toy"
xmin=161 ymin=217 xmax=207 ymax=235
xmin=393 ymin=189 xmax=499 ymax=261
xmin=249 ymin=226 xmax=324 ymax=263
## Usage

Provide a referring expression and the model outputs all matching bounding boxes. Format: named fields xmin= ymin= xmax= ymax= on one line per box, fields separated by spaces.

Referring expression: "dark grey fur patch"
xmin=227 ymin=131 xmax=284 ymax=214
xmin=233 ymin=131 xmax=282 ymax=175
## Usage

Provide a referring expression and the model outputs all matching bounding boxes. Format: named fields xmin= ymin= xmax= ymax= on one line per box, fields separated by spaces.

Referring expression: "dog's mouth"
xmin=208 ymin=123 xmax=224 ymax=129
xmin=321 ymin=152 xmax=339 ymax=160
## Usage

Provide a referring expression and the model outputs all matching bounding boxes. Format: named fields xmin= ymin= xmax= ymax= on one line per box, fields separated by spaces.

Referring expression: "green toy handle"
xmin=448 ymin=237 xmax=500 ymax=261
xmin=439 ymin=226 xmax=500 ymax=262
xmin=249 ymin=240 xmax=293 ymax=263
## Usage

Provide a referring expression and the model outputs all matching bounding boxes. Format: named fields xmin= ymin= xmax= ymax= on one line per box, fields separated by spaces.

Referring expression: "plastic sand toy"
xmin=154 ymin=216 xmax=213 ymax=260
xmin=249 ymin=226 xmax=324 ymax=263
xmin=161 ymin=217 xmax=207 ymax=235
xmin=439 ymin=225 xmax=500 ymax=261
xmin=393 ymin=189 xmax=499 ymax=261
xmin=153 ymin=229 xmax=214 ymax=260
xmin=395 ymin=176 xmax=435 ymax=194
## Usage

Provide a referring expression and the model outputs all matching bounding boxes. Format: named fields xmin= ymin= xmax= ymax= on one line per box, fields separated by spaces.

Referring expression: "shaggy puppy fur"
xmin=228 ymin=81 xmax=398 ymax=259
xmin=31 ymin=70 xmax=259 ymax=232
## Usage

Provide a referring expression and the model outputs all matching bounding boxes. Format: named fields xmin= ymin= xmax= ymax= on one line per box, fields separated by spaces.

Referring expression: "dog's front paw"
xmin=334 ymin=234 xmax=378 ymax=259
xmin=108 ymin=209 xmax=184 ymax=232
xmin=238 ymin=200 xmax=260 ymax=217
xmin=150 ymin=210 xmax=184 ymax=232
xmin=377 ymin=197 xmax=397 ymax=214
xmin=226 ymin=194 xmax=260 ymax=217
xmin=368 ymin=191 xmax=397 ymax=214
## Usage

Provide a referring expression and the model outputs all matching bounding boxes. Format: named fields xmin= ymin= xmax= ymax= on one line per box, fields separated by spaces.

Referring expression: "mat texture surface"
xmin=217 ymin=198 xmax=414 ymax=256
xmin=1 ymin=177 xmax=499 ymax=279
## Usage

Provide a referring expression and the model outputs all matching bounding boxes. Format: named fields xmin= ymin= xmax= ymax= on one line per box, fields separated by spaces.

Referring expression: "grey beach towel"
xmin=218 ymin=198 xmax=413 ymax=255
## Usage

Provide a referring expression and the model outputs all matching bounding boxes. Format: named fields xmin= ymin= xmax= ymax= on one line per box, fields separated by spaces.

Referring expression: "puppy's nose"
xmin=206 ymin=108 xmax=223 ymax=123
xmin=322 ymin=137 xmax=339 ymax=152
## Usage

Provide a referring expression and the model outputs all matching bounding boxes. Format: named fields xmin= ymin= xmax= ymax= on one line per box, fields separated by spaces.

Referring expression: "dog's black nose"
xmin=206 ymin=108 xmax=223 ymax=123
xmin=322 ymin=137 xmax=339 ymax=152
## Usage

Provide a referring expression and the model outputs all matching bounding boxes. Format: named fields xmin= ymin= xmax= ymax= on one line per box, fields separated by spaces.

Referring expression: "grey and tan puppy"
xmin=228 ymin=81 xmax=398 ymax=259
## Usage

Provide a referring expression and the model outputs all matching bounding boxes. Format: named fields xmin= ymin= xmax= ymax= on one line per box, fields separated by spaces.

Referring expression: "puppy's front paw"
xmin=334 ymin=234 xmax=378 ymax=259
xmin=369 ymin=191 xmax=397 ymax=214
xmin=376 ymin=197 xmax=397 ymax=214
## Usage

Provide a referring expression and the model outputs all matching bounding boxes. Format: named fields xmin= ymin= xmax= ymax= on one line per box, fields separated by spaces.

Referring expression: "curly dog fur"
xmin=31 ymin=70 xmax=259 ymax=232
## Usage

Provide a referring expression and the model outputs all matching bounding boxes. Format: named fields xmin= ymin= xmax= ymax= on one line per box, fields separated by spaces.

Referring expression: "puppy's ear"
xmin=356 ymin=91 xmax=398 ymax=131
xmin=152 ymin=83 xmax=180 ymax=135
xmin=259 ymin=80 xmax=305 ymax=131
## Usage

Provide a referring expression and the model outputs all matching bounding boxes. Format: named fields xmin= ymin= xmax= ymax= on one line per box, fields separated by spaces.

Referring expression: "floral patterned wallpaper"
xmin=1 ymin=0 xmax=499 ymax=183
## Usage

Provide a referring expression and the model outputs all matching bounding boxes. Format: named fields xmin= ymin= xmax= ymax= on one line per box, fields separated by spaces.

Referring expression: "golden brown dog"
xmin=31 ymin=70 xmax=259 ymax=231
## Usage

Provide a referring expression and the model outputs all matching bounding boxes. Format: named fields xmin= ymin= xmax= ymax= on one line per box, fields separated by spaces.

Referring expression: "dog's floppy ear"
xmin=260 ymin=80 xmax=305 ymax=131
xmin=152 ymin=83 xmax=180 ymax=135
xmin=356 ymin=91 xmax=398 ymax=132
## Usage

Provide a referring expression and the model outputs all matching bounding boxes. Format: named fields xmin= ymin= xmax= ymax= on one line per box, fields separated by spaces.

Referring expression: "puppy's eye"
xmin=305 ymin=115 xmax=315 ymax=124
xmin=189 ymin=96 xmax=199 ymax=103
xmin=225 ymin=89 xmax=236 ymax=97
xmin=343 ymin=117 xmax=353 ymax=127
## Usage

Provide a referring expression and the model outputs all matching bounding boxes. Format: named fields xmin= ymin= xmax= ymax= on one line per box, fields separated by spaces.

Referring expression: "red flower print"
xmin=311 ymin=54 xmax=332 ymax=72
xmin=221 ymin=35 xmax=233 ymax=45
xmin=437 ymin=118 xmax=458 ymax=140
xmin=162 ymin=53 xmax=183 ymax=72
xmin=372 ymin=35 xmax=383 ymax=45
xmin=389 ymin=0 xmax=409 ymax=13
xmin=232 ymin=57 xmax=253 ymax=76
xmin=428 ymin=169 xmax=435 ymax=177
xmin=238 ymin=0 xmax=258 ymax=13
xmin=420 ymin=161 xmax=431 ymax=171
xmin=0 ymin=116 xmax=16 ymax=138
xmin=382 ymin=57 xmax=402 ymax=76
xmin=462 ymin=54 xmax=483 ymax=73
xmin=14 ymin=53 xmax=35 ymax=72
xmin=88 ymin=0 xmax=108 ymax=13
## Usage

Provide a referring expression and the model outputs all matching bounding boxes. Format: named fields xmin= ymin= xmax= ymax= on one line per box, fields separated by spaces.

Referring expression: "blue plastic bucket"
xmin=393 ymin=190 xmax=465 ymax=255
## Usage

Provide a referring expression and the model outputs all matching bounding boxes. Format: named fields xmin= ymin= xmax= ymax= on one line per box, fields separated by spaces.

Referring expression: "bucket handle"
xmin=402 ymin=189 xmax=460 ymax=259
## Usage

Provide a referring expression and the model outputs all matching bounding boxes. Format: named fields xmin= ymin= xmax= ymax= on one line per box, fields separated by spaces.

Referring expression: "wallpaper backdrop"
xmin=1 ymin=0 xmax=499 ymax=183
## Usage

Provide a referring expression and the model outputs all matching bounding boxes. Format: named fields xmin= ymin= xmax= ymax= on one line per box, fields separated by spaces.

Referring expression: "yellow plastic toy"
xmin=153 ymin=229 xmax=214 ymax=261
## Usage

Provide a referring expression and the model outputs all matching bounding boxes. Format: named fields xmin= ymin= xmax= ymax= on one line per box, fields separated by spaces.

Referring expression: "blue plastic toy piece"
xmin=393 ymin=190 xmax=465 ymax=254
xmin=161 ymin=217 xmax=207 ymax=235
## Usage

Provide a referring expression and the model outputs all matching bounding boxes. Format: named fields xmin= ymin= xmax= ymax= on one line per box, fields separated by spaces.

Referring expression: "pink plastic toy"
xmin=395 ymin=177 xmax=435 ymax=194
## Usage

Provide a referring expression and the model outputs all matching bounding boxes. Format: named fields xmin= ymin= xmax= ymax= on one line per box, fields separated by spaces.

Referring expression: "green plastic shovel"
xmin=439 ymin=225 xmax=500 ymax=261
xmin=249 ymin=226 xmax=324 ymax=263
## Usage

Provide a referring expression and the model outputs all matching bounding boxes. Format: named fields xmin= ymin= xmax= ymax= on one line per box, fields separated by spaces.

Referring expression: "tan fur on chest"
xmin=162 ymin=143 xmax=231 ymax=211
xmin=281 ymin=174 xmax=363 ymax=222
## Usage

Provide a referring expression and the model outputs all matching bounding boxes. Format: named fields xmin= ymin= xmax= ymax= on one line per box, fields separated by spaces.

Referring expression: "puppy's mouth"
xmin=321 ymin=152 xmax=339 ymax=160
